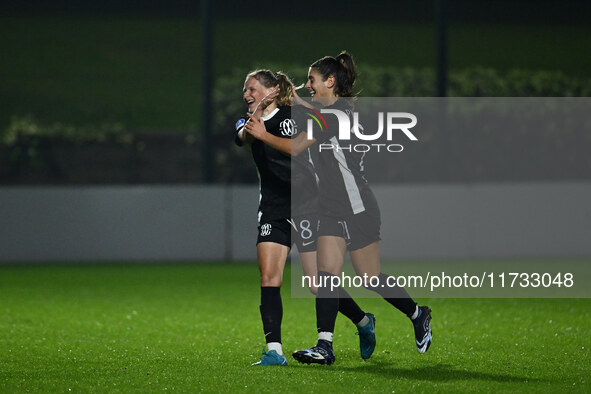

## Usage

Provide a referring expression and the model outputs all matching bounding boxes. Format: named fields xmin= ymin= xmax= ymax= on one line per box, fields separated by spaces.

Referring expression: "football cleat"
xmin=356 ymin=313 xmax=376 ymax=359
xmin=251 ymin=349 xmax=287 ymax=366
xmin=412 ymin=306 xmax=432 ymax=354
xmin=292 ymin=340 xmax=335 ymax=365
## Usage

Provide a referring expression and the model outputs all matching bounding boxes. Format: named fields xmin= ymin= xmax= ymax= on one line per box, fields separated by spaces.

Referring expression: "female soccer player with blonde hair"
xmin=236 ymin=69 xmax=375 ymax=366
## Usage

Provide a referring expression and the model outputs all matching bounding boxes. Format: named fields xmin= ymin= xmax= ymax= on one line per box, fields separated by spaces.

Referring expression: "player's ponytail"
xmin=275 ymin=71 xmax=294 ymax=106
xmin=335 ymin=51 xmax=357 ymax=97
xmin=310 ymin=51 xmax=357 ymax=97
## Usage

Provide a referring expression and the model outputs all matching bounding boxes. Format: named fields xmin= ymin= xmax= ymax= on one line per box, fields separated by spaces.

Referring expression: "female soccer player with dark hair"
xmin=245 ymin=52 xmax=432 ymax=365
xmin=236 ymin=69 xmax=375 ymax=366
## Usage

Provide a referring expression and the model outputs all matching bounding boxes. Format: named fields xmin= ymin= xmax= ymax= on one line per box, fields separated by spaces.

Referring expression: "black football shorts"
xmin=318 ymin=209 xmax=381 ymax=251
xmin=289 ymin=215 xmax=319 ymax=253
xmin=256 ymin=216 xmax=319 ymax=253
xmin=256 ymin=219 xmax=291 ymax=247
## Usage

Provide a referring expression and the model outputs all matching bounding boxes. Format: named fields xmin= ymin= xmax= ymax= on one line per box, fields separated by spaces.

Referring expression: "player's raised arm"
xmin=235 ymin=118 xmax=254 ymax=145
xmin=290 ymin=85 xmax=315 ymax=109
xmin=244 ymin=113 xmax=315 ymax=156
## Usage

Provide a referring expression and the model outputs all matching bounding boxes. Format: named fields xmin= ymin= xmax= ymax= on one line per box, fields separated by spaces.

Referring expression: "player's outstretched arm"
xmin=290 ymin=87 xmax=315 ymax=109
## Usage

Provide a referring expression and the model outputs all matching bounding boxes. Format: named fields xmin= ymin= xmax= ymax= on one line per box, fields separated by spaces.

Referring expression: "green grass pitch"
xmin=0 ymin=263 xmax=589 ymax=392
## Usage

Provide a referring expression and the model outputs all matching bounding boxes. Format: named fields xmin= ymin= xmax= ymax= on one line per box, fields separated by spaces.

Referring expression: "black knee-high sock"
xmin=260 ymin=286 xmax=282 ymax=343
xmin=366 ymin=272 xmax=417 ymax=317
xmin=337 ymin=286 xmax=366 ymax=325
xmin=316 ymin=271 xmax=339 ymax=334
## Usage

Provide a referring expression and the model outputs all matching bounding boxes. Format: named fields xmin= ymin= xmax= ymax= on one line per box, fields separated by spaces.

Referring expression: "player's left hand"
xmin=244 ymin=113 xmax=268 ymax=140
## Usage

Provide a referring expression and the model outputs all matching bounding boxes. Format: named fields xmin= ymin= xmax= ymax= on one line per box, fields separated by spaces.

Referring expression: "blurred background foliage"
xmin=1 ymin=0 xmax=590 ymax=183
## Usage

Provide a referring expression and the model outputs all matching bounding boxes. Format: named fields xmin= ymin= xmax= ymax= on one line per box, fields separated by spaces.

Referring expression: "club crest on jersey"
xmin=235 ymin=118 xmax=246 ymax=130
xmin=260 ymin=223 xmax=272 ymax=236
xmin=280 ymin=119 xmax=297 ymax=137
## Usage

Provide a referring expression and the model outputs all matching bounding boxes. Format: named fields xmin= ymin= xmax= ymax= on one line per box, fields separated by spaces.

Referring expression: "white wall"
xmin=1 ymin=182 xmax=590 ymax=263
xmin=375 ymin=183 xmax=591 ymax=259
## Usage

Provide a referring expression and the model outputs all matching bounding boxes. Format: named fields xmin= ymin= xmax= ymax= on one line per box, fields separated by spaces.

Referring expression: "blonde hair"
xmin=245 ymin=69 xmax=294 ymax=106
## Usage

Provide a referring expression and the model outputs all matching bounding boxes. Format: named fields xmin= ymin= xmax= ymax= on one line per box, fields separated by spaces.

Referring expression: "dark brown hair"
xmin=310 ymin=51 xmax=357 ymax=97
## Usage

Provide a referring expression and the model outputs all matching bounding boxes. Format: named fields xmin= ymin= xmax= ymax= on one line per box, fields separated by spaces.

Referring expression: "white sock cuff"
xmin=356 ymin=315 xmax=370 ymax=328
xmin=410 ymin=305 xmax=419 ymax=320
xmin=318 ymin=331 xmax=333 ymax=342
xmin=267 ymin=342 xmax=283 ymax=355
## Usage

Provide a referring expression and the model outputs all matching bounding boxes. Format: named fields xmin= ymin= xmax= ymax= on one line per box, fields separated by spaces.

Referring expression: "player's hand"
xmin=244 ymin=113 xmax=268 ymax=140
xmin=255 ymin=85 xmax=280 ymax=115
xmin=290 ymin=86 xmax=314 ymax=109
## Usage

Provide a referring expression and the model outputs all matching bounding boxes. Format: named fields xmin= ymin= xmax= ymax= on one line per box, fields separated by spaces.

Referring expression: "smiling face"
xmin=243 ymin=77 xmax=274 ymax=113
xmin=305 ymin=67 xmax=334 ymax=101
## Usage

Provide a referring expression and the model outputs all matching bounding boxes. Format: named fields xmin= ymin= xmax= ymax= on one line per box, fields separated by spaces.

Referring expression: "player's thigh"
xmin=350 ymin=241 xmax=381 ymax=277
xmin=257 ymin=242 xmax=290 ymax=286
xmin=317 ymin=235 xmax=347 ymax=275
xmin=299 ymin=251 xmax=318 ymax=294
xmin=256 ymin=219 xmax=291 ymax=286
xmin=299 ymin=251 xmax=318 ymax=278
